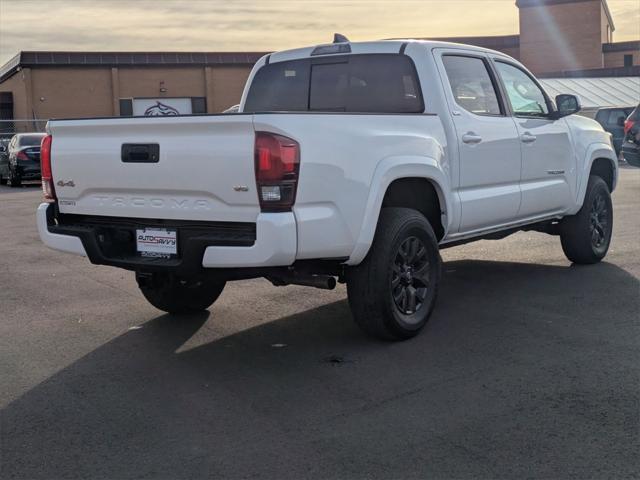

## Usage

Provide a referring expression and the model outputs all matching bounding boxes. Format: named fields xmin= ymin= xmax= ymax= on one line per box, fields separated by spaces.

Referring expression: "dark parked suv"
xmin=595 ymin=106 xmax=635 ymax=156
xmin=621 ymin=105 xmax=640 ymax=168
xmin=0 ymin=133 xmax=46 ymax=187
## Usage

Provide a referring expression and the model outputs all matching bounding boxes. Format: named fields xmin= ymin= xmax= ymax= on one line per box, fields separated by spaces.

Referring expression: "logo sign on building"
xmin=133 ymin=98 xmax=192 ymax=116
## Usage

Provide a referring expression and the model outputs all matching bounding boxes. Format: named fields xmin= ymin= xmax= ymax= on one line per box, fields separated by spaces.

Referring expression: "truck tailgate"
xmin=49 ymin=115 xmax=259 ymax=222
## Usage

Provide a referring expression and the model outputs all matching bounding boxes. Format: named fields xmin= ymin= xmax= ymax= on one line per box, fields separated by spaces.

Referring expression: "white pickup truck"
xmin=37 ymin=38 xmax=618 ymax=340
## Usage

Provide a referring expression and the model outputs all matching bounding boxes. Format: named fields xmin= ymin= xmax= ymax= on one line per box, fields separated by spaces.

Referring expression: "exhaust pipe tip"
xmin=269 ymin=273 xmax=337 ymax=290
xmin=325 ymin=276 xmax=337 ymax=290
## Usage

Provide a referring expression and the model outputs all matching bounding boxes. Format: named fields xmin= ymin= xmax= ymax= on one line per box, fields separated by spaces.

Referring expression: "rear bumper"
xmin=37 ymin=203 xmax=87 ymax=256
xmin=202 ymin=213 xmax=296 ymax=268
xmin=37 ymin=203 xmax=297 ymax=272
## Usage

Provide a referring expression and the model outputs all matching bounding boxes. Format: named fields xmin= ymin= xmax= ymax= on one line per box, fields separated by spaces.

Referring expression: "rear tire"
xmin=136 ymin=272 xmax=226 ymax=314
xmin=347 ymin=207 xmax=442 ymax=341
xmin=0 ymin=174 xmax=6 ymax=185
xmin=560 ymin=175 xmax=613 ymax=264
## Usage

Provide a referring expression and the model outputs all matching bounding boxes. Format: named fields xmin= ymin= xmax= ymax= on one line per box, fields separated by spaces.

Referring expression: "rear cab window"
xmin=244 ymin=54 xmax=424 ymax=113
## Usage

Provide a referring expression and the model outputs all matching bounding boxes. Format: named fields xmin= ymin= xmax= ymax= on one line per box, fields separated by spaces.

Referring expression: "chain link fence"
xmin=0 ymin=119 xmax=48 ymax=141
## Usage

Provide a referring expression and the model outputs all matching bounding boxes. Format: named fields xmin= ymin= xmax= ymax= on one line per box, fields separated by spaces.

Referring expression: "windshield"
xmin=244 ymin=54 xmax=424 ymax=113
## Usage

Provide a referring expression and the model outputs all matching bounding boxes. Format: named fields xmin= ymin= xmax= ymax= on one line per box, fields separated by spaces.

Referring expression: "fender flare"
xmin=346 ymin=156 xmax=451 ymax=265
xmin=572 ymin=142 xmax=618 ymax=214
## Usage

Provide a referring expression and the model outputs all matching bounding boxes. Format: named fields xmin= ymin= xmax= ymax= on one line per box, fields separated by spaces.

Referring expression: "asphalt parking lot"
xmin=1 ymin=169 xmax=639 ymax=479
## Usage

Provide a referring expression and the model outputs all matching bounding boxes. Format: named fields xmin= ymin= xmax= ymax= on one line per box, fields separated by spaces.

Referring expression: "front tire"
xmin=347 ymin=207 xmax=442 ymax=341
xmin=136 ymin=272 xmax=226 ymax=314
xmin=560 ymin=175 xmax=613 ymax=264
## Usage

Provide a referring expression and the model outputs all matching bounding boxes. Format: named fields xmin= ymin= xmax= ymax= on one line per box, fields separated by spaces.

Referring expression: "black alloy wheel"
xmin=589 ymin=191 xmax=609 ymax=250
xmin=391 ymin=236 xmax=430 ymax=315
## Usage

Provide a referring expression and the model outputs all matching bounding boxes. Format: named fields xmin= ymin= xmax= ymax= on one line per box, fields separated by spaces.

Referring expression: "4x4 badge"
xmin=56 ymin=180 xmax=75 ymax=187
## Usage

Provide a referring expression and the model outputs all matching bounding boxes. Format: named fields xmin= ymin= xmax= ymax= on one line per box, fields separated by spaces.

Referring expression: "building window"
xmin=0 ymin=92 xmax=14 ymax=133
xmin=624 ymin=55 xmax=633 ymax=67
xmin=119 ymin=98 xmax=133 ymax=116
xmin=191 ymin=97 xmax=206 ymax=114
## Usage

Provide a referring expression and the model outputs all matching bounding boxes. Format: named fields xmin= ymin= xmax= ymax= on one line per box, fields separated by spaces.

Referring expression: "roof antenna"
xmin=333 ymin=33 xmax=349 ymax=43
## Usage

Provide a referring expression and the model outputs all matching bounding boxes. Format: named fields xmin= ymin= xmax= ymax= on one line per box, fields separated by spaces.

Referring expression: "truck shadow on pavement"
xmin=3 ymin=260 xmax=639 ymax=479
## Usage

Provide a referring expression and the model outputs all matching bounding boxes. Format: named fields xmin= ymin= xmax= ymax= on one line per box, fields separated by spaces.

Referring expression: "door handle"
xmin=462 ymin=133 xmax=482 ymax=144
xmin=521 ymin=133 xmax=537 ymax=144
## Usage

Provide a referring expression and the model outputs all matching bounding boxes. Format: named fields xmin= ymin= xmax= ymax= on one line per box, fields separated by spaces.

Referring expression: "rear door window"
xmin=244 ymin=54 xmax=424 ymax=113
xmin=442 ymin=55 xmax=502 ymax=116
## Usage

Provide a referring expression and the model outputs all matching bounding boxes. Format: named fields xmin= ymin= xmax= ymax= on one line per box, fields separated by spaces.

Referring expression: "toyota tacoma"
xmin=37 ymin=37 xmax=618 ymax=340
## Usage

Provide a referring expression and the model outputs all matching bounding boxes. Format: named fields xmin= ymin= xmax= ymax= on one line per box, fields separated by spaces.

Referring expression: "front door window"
xmin=495 ymin=62 xmax=549 ymax=117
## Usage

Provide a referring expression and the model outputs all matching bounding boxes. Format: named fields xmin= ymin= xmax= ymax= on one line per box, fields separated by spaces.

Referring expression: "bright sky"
xmin=0 ymin=0 xmax=638 ymax=65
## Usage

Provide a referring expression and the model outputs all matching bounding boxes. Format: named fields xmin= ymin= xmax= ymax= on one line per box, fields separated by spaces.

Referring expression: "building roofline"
xmin=601 ymin=0 xmax=615 ymax=32
xmin=0 ymin=52 xmax=23 ymax=83
xmin=537 ymin=65 xmax=640 ymax=78
xmin=515 ymin=0 xmax=614 ymax=31
xmin=602 ymin=40 xmax=640 ymax=52
xmin=0 ymin=50 xmax=270 ymax=83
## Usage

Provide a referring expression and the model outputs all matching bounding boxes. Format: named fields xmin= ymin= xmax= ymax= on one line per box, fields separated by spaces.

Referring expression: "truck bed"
xmin=48 ymin=112 xmax=447 ymax=262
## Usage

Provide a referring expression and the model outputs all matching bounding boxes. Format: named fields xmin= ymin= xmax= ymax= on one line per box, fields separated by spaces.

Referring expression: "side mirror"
xmin=553 ymin=94 xmax=581 ymax=119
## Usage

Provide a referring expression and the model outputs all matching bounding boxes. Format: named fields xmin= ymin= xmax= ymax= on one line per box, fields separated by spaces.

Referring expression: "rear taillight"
xmin=254 ymin=132 xmax=300 ymax=212
xmin=624 ymin=119 xmax=635 ymax=135
xmin=16 ymin=151 xmax=29 ymax=161
xmin=40 ymin=134 xmax=56 ymax=202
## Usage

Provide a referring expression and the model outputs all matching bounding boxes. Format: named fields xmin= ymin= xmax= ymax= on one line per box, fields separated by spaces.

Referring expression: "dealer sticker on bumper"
xmin=136 ymin=228 xmax=177 ymax=257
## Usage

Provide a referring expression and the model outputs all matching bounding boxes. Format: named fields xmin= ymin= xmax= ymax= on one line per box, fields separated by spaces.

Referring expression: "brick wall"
xmin=0 ymin=64 xmax=254 ymax=126
xmin=519 ymin=0 xmax=605 ymax=73
xmin=604 ymin=49 xmax=640 ymax=67
xmin=31 ymin=68 xmax=113 ymax=119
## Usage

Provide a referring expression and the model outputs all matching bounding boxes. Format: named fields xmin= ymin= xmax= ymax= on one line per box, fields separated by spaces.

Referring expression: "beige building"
xmin=0 ymin=52 xmax=263 ymax=133
xmin=0 ymin=0 xmax=638 ymax=134
xmin=433 ymin=0 xmax=639 ymax=73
